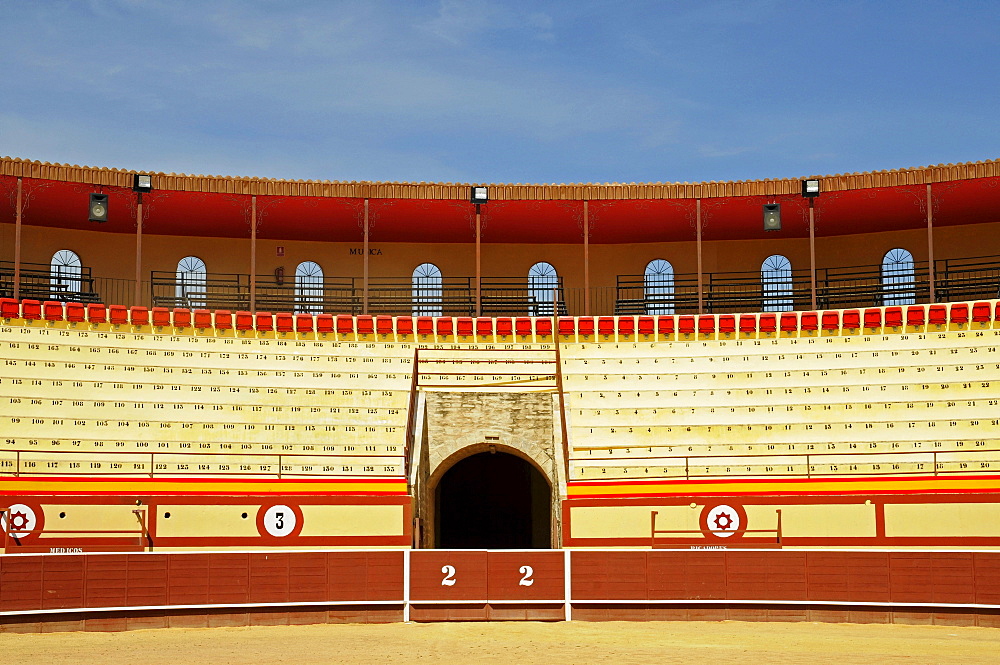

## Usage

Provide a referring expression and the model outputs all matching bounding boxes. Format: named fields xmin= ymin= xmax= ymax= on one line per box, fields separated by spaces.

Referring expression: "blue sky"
xmin=2 ymin=0 xmax=998 ymax=185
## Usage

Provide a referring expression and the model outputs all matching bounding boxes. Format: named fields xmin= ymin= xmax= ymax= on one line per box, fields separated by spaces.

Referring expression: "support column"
xmin=809 ymin=197 xmax=817 ymax=310
xmin=696 ymin=199 xmax=703 ymax=314
xmin=134 ymin=193 xmax=144 ymax=307
xmin=13 ymin=178 xmax=22 ymax=301
xmin=475 ymin=203 xmax=482 ymax=317
xmin=926 ymin=183 xmax=936 ymax=303
xmin=583 ymin=200 xmax=590 ymax=316
xmin=250 ymin=195 xmax=257 ymax=313
xmin=363 ymin=198 xmax=370 ymax=315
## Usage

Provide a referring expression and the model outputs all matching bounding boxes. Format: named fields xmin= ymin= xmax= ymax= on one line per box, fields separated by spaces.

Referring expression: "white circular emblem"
xmin=2 ymin=503 xmax=37 ymax=538
xmin=706 ymin=504 xmax=740 ymax=538
xmin=262 ymin=504 xmax=297 ymax=537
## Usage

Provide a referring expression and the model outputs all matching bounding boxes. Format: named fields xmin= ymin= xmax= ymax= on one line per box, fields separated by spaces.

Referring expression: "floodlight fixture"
xmin=133 ymin=173 xmax=153 ymax=193
xmin=801 ymin=179 xmax=821 ymax=197
xmin=470 ymin=186 xmax=488 ymax=204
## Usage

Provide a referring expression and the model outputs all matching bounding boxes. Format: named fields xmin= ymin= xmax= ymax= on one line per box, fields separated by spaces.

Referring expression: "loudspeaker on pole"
xmin=763 ymin=203 xmax=781 ymax=231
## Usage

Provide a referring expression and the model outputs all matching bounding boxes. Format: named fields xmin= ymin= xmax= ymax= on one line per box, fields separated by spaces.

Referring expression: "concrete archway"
xmin=433 ymin=449 xmax=551 ymax=549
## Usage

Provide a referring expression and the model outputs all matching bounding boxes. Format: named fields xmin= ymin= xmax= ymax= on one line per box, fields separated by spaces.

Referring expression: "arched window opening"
xmin=176 ymin=256 xmax=206 ymax=308
xmin=50 ymin=249 xmax=82 ymax=297
xmin=528 ymin=262 xmax=559 ymax=316
xmin=294 ymin=261 xmax=324 ymax=314
xmin=761 ymin=254 xmax=793 ymax=312
xmin=412 ymin=263 xmax=443 ymax=317
xmin=881 ymin=248 xmax=915 ymax=306
xmin=644 ymin=259 xmax=674 ymax=315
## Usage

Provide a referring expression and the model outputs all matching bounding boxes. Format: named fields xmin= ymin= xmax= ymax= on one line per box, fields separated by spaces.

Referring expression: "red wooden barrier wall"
xmin=2 ymin=549 xmax=1000 ymax=629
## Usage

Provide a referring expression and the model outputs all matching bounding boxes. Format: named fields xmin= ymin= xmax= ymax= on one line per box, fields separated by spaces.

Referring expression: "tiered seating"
xmin=560 ymin=303 xmax=1000 ymax=481
xmin=2 ymin=297 xmax=998 ymax=487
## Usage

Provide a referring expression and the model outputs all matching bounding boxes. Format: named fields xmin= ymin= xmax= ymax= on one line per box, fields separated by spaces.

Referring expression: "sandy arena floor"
xmin=3 ymin=620 xmax=1000 ymax=665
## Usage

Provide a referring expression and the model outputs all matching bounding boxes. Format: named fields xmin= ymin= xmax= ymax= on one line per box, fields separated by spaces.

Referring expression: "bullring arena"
xmin=2 ymin=156 xmax=1000 ymax=656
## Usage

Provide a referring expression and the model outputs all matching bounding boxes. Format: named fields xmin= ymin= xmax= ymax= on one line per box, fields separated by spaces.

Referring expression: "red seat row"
xmin=2 ymin=299 xmax=998 ymax=336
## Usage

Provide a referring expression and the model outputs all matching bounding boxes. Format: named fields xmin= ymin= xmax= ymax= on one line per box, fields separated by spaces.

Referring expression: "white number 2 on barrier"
xmin=518 ymin=565 xmax=534 ymax=586
xmin=441 ymin=565 xmax=456 ymax=586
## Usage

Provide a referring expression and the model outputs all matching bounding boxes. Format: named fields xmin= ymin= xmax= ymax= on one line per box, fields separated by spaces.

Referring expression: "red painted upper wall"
xmin=2 ymin=172 xmax=998 ymax=244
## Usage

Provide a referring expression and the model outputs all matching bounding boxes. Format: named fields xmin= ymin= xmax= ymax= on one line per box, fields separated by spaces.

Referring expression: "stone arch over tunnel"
xmin=430 ymin=444 xmax=553 ymax=550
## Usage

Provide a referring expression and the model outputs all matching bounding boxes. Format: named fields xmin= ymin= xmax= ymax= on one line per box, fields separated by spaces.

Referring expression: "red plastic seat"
xmin=20 ymin=300 xmax=41 ymax=320
xmin=578 ymin=317 xmax=595 ymax=336
xmin=235 ymin=311 xmax=254 ymax=331
xmin=558 ymin=317 xmax=576 ymax=336
xmin=66 ymin=302 xmax=86 ymax=323
xmin=657 ymin=316 xmax=675 ymax=335
xmin=618 ymin=317 xmax=635 ymax=336
xmin=44 ymin=300 xmax=70 ymax=323
xmin=416 ymin=317 xmax=434 ymax=336
xmin=928 ymin=304 xmax=947 ymax=326
xmin=515 ymin=318 xmax=533 ymax=337
xmin=863 ymin=308 xmax=882 ymax=329
xmin=535 ymin=318 xmax=552 ymax=336
xmin=739 ymin=314 xmax=756 ymax=333
xmin=779 ymin=312 xmax=798 ymax=332
xmin=316 ymin=313 xmax=335 ymax=333
xmin=129 ymin=306 xmax=149 ymax=326
xmin=972 ymin=302 xmax=992 ymax=323
xmin=842 ymin=309 xmax=860 ymax=329
xmin=638 ymin=316 xmax=655 ymax=335
xmin=996 ymin=302 xmax=1000 ymax=322
xmin=821 ymin=311 xmax=840 ymax=331
xmin=335 ymin=315 xmax=354 ymax=335
xmin=0 ymin=298 xmax=18 ymax=319
xmin=173 ymin=308 xmax=191 ymax=328
xmin=476 ymin=317 xmax=493 ymax=336
xmin=758 ymin=313 xmax=777 ymax=333
xmin=356 ymin=315 xmax=374 ymax=335
xmin=678 ymin=316 xmax=695 ymax=335
xmin=254 ymin=311 xmax=273 ymax=332
xmin=906 ymin=305 xmax=925 ymax=327
xmin=395 ymin=316 xmax=413 ymax=335
xmin=597 ymin=317 xmax=615 ymax=336
xmin=718 ymin=314 xmax=736 ymax=334
xmin=108 ymin=304 xmax=128 ymax=325
xmin=455 ymin=317 xmax=473 ymax=336
xmin=884 ymin=306 xmax=903 ymax=328
xmin=294 ymin=313 xmax=313 ymax=333
xmin=697 ymin=315 xmax=715 ymax=334
xmin=213 ymin=310 xmax=232 ymax=330
xmin=800 ymin=311 xmax=818 ymax=331
xmin=496 ymin=317 xmax=513 ymax=336
xmin=43 ymin=301 xmax=64 ymax=321
xmin=436 ymin=317 xmax=453 ymax=336
xmin=950 ymin=303 xmax=969 ymax=325
xmin=151 ymin=307 xmax=171 ymax=327
xmin=193 ymin=309 xmax=212 ymax=329
xmin=455 ymin=316 xmax=473 ymax=337
xmin=376 ymin=316 xmax=394 ymax=335
xmin=86 ymin=303 xmax=107 ymax=323
xmin=275 ymin=312 xmax=294 ymax=333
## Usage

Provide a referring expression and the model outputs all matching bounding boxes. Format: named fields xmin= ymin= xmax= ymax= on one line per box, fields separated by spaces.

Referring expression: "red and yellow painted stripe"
xmin=567 ymin=474 xmax=1000 ymax=499
xmin=0 ymin=476 xmax=409 ymax=496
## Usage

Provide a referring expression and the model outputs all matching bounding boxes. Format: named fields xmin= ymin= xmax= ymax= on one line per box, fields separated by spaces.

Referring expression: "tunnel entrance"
xmin=435 ymin=451 xmax=551 ymax=549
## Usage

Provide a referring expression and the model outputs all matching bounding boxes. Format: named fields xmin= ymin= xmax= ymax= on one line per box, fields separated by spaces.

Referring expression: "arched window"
xmin=295 ymin=261 xmax=324 ymax=314
xmin=528 ymin=262 xmax=559 ymax=316
xmin=761 ymin=254 xmax=793 ymax=312
xmin=881 ymin=248 xmax=915 ymax=306
xmin=412 ymin=263 xmax=443 ymax=316
xmin=176 ymin=256 xmax=206 ymax=307
xmin=644 ymin=259 xmax=674 ymax=315
xmin=50 ymin=249 xmax=82 ymax=297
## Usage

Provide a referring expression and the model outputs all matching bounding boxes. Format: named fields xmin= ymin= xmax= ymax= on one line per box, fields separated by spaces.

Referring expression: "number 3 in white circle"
xmin=263 ymin=504 xmax=296 ymax=537
xmin=441 ymin=565 xmax=456 ymax=586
